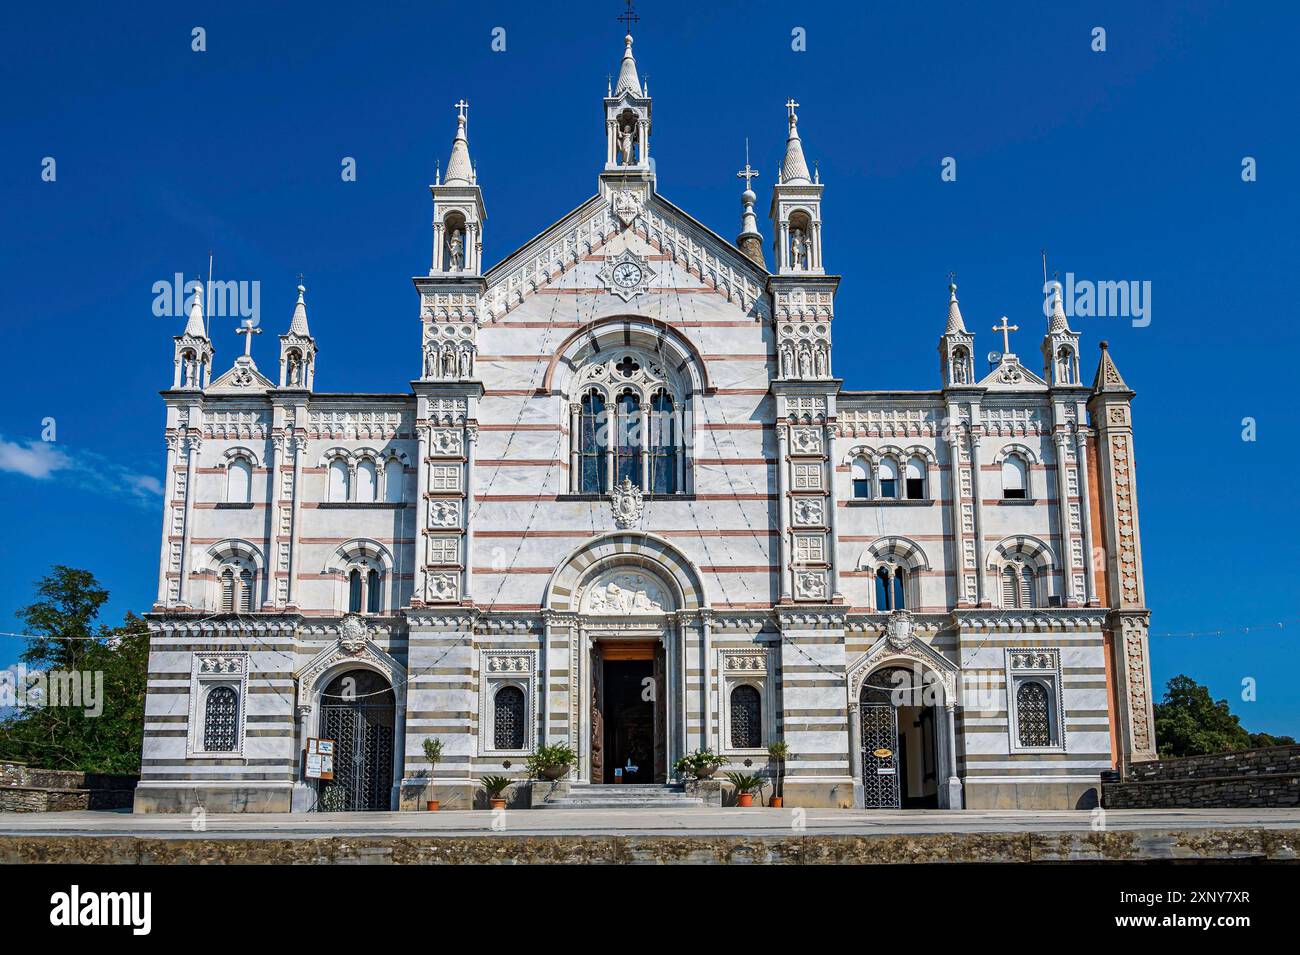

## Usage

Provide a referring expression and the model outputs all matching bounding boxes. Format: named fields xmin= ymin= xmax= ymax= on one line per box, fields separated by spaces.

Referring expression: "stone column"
xmin=968 ymin=422 xmax=987 ymax=606
xmin=569 ymin=403 xmax=580 ymax=493
xmin=943 ymin=702 xmax=964 ymax=809
xmin=413 ymin=422 xmax=431 ymax=603
xmin=700 ymin=612 xmax=713 ymax=751
xmin=823 ymin=421 xmax=841 ymax=600
xmin=847 ymin=700 xmax=863 ymax=807
xmin=177 ymin=432 xmax=200 ymax=606
xmin=286 ymin=433 xmax=304 ymax=608
xmin=945 ymin=413 xmax=968 ymax=606
xmin=1053 ymin=430 xmax=1075 ymax=603
xmin=156 ymin=434 xmax=179 ymax=605
xmin=1075 ymin=428 xmax=1097 ymax=605
xmin=640 ymin=404 xmax=651 ymax=492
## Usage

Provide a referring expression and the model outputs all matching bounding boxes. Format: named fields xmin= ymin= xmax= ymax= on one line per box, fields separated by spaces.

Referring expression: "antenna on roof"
xmin=206 ymin=250 xmax=214 ymax=338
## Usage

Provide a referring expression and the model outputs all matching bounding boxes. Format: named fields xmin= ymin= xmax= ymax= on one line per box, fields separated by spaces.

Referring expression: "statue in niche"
xmin=790 ymin=227 xmax=808 ymax=270
xmin=423 ymin=346 xmax=437 ymax=379
xmin=442 ymin=347 xmax=456 ymax=379
xmin=182 ymin=356 xmax=197 ymax=387
xmin=780 ymin=345 xmax=794 ymax=379
xmin=619 ymin=123 xmax=635 ymax=165
xmin=815 ymin=346 xmax=828 ymax=378
xmin=287 ymin=353 xmax=302 ymax=386
xmin=447 ymin=229 xmax=465 ymax=271
xmin=458 ymin=347 xmax=471 ymax=378
xmin=798 ymin=347 xmax=812 ymax=379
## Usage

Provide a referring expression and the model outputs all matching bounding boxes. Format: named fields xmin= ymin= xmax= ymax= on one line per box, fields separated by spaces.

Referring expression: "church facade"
xmin=136 ymin=31 xmax=1157 ymax=813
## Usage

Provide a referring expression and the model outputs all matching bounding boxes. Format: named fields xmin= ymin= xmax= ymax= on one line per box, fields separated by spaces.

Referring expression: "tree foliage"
xmin=1153 ymin=674 xmax=1295 ymax=758
xmin=0 ymin=566 xmax=149 ymax=774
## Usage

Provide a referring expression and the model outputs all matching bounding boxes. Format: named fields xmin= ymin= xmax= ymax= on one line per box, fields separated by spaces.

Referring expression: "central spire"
xmin=615 ymin=33 xmax=641 ymax=97
xmin=780 ymin=99 xmax=811 ymax=185
xmin=444 ymin=100 xmax=473 ymax=185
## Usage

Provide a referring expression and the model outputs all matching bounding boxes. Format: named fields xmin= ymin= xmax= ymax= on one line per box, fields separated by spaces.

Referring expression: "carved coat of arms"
xmin=610 ymin=477 xmax=643 ymax=528
xmin=611 ymin=189 xmax=642 ymax=227
xmin=339 ymin=614 xmax=369 ymax=655
xmin=885 ymin=609 xmax=915 ymax=651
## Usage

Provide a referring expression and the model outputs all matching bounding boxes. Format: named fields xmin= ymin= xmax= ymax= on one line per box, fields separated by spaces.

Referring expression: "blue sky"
xmin=1 ymin=1 xmax=1295 ymax=734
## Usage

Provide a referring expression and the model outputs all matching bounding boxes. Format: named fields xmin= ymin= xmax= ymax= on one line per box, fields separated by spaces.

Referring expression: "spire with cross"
xmin=737 ymin=139 xmax=759 ymax=191
xmin=617 ymin=0 xmax=639 ymax=33
xmin=236 ymin=319 xmax=262 ymax=358
xmin=786 ymin=98 xmax=800 ymax=121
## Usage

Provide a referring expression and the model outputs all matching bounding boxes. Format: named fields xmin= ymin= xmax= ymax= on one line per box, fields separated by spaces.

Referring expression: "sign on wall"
xmin=305 ymin=737 xmax=335 ymax=781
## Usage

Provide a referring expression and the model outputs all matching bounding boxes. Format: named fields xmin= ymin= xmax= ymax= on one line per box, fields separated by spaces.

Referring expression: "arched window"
xmin=493 ymin=685 xmax=525 ymax=750
xmin=730 ymin=685 xmax=762 ymax=749
xmin=614 ymin=390 xmax=641 ymax=488
xmin=1001 ymin=454 xmax=1028 ymax=499
xmin=203 ymin=686 xmax=239 ymax=752
xmin=875 ymin=566 xmax=908 ymax=611
xmin=367 ymin=568 xmax=381 ymax=614
xmin=878 ymin=458 xmax=899 ymax=499
xmin=226 ymin=457 xmax=252 ymax=504
xmin=355 ymin=458 xmax=377 ymax=503
xmin=348 ymin=569 xmax=363 ymax=613
xmin=328 ymin=458 xmax=350 ymax=502
xmin=1015 ymin=681 xmax=1052 ymax=747
xmin=905 ymin=456 xmax=926 ymax=500
xmin=1000 ymin=563 xmax=1037 ymax=608
xmin=851 ymin=457 xmax=871 ymax=499
xmin=219 ymin=563 xmax=255 ymax=613
xmin=650 ymin=390 xmax=677 ymax=495
xmin=384 ymin=457 xmax=404 ymax=503
xmin=579 ymin=392 xmax=607 ymax=493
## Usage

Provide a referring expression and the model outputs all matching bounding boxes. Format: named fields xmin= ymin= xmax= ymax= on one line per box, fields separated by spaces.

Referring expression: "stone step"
xmin=538 ymin=783 xmax=705 ymax=810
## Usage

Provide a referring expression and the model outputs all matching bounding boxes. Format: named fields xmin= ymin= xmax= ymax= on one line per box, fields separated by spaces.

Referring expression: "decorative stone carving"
xmin=427 ymin=573 xmax=459 ymax=603
xmin=429 ymin=499 xmax=461 ymax=527
xmin=792 ymin=498 xmax=825 ymax=527
xmin=581 ymin=571 xmax=667 ymax=615
xmin=339 ymin=613 xmax=369 ymax=655
xmin=885 ymin=609 xmax=915 ymax=651
xmin=794 ymin=570 xmax=827 ymax=600
xmin=610 ymin=477 xmax=644 ymax=528
xmin=790 ymin=427 xmax=823 ymax=454
xmin=610 ymin=189 xmax=643 ymax=226
xmin=430 ymin=428 xmax=464 ymax=456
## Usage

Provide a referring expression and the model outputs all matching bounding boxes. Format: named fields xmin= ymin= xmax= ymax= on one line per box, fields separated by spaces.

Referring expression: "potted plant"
xmin=673 ymin=748 xmax=728 ymax=780
xmin=526 ymin=742 xmax=577 ymax=781
xmin=725 ymin=772 xmax=765 ymax=808
xmin=423 ymin=737 xmax=444 ymax=811
xmin=767 ymin=740 xmax=789 ymax=808
xmin=480 ymin=775 xmax=512 ymax=810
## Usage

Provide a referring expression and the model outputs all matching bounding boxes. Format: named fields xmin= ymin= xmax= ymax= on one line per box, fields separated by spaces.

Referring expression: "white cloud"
xmin=0 ymin=438 xmax=70 ymax=479
xmin=0 ymin=435 xmax=161 ymax=507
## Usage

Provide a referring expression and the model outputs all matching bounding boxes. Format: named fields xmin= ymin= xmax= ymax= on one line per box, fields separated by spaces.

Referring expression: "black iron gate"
xmin=861 ymin=702 xmax=901 ymax=809
xmin=317 ymin=670 xmax=395 ymax=812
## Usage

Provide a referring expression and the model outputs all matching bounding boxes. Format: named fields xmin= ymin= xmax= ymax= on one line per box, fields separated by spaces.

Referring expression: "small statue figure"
xmin=447 ymin=229 xmax=465 ymax=271
xmin=790 ymin=227 xmax=808 ymax=270
xmin=458 ymin=347 xmax=471 ymax=378
xmin=287 ymin=353 xmax=301 ymax=386
xmin=442 ymin=347 xmax=456 ymax=378
xmin=798 ymin=347 xmax=812 ymax=378
xmin=619 ymin=123 xmax=635 ymax=165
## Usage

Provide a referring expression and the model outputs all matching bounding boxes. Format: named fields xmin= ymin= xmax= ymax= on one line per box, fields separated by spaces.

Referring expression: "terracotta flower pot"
xmin=737 ymin=793 xmax=754 ymax=807
xmin=769 ymin=796 xmax=783 ymax=808
xmin=490 ymin=798 xmax=507 ymax=810
xmin=426 ymin=800 xmax=440 ymax=812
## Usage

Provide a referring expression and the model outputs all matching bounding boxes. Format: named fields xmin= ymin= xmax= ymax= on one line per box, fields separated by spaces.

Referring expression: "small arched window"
xmin=1001 ymin=454 xmax=1028 ymax=499
xmin=878 ymin=458 xmax=899 ymax=499
xmin=219 ymin=563 xmax=254 ymax=613
xmin=348 ymin=569 xmax=363 ymax=613
xmin=905 ymin=456 xmax=926 ymax=500
xmin=851 ymin=457 xmax=871 ymax=499
xmin=226 ymin=457 xmax=252 ymax=504
xmin=367 ymin=568 xmax=381 ymax=614
xmin=355 ymin=459 xmax=377 ymax=503
xmin=203 ymin=686 xmax=239 ymax=752
xmin=493 ymin=685 xmax=526 ymax=750
xmin=328 ymin=458 xmax=350 ymax=502
xmin=1001 ymin=564 xmax=1037 ymax=609
xmin=579 ymin=392 xmax=607 ymax=493
xmin=1016 ymin=681 xmax=1053 ymax=747
xmin=384 ymin=458 xmax=404 ymax=503
xmin=239 ymin=568 xmax=254 ymax=612
xmin=730 ymin=685 xmax=762 ymax=749
xmin=220 ymin=569 xmax=236 ymax=612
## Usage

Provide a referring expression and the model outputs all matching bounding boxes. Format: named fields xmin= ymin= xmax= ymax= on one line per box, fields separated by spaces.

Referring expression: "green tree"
xmin=1153 ymin=674 xmax=1294 ymax=758
xmin=0 ymin=567 xmax=149 ymax=774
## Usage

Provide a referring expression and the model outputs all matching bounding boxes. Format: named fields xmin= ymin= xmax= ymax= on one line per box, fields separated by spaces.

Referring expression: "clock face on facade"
xmin=611 ymin=262 xmax=643 ymax=288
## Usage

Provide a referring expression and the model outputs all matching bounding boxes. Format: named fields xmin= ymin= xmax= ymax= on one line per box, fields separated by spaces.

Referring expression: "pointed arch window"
xmin=614 ymin=390 xmax=641 ymax=488
xmin=493 ymin=685 xmax=526 ymax=751
xmin=650 ymin=390 xmax=677 ymax=495
xmin=579 ymin=391 xmax=608 ymax=493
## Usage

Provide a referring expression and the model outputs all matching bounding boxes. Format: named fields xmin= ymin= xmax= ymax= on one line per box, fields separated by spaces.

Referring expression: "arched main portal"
xmin=859 ymin=666 xmax=941 ymax=809
xmin=316 ymin=669 xmax=396 ymax=812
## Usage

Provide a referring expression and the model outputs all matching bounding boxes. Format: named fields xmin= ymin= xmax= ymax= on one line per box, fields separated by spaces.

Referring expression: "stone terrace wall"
xmin=1103 ymin=745 xmax=1300 ymax=809
xmin=0 ymin=762 xmax=137 ymax=813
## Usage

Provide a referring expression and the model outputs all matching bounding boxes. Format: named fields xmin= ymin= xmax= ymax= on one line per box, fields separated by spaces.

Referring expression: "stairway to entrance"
xmin=537 ymin=783 xmax=705 ymax=810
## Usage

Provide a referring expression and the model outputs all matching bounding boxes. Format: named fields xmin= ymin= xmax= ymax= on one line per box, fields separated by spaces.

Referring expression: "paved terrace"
xmin=2 ymin=808 xmax=1297 ymax=863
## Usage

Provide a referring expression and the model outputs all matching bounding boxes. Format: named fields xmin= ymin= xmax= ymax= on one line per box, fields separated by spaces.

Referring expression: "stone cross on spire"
xmin=993 ymin=316 xmax=1019 ymax=354
xmin=237 ymin=319 xmax=262 ymax=357
xmin=454 ymin=99 xmax=469 ymax=120
xmin=617 ymin=0 xmax=639 ymax=32
xmin=786 ymin=98 xmax=800 ymax=119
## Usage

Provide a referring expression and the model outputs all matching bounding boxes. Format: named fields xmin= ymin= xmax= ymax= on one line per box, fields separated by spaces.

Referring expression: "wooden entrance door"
xmin=591 ymin=640 xmax=667 ymax=783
